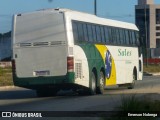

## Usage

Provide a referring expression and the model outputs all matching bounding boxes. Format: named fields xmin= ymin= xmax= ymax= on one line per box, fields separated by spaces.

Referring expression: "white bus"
xmin=12 ymin=9 xmax=143 ymax=96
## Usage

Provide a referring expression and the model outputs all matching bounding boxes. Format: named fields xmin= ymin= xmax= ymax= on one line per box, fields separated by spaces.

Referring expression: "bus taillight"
xmin=67 ymin=57 xmax=74 ymax=72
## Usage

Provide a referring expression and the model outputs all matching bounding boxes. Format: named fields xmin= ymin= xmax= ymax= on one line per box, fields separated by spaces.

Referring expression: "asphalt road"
xmin=0 ymin=76 xmax=160 ymax=119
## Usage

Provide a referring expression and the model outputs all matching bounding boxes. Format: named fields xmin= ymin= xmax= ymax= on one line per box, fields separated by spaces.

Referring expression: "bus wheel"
xmin=128 ymin=71 xmax=136 ymax=89
xmin=97 ymin=71 xmax=105 ymax=94
xmin=90 ymin=71 xmax=96 ymax=95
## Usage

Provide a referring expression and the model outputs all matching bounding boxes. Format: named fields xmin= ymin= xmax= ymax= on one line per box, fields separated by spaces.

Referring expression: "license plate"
xmin=33 ymin=70 xmax=50 ymax=76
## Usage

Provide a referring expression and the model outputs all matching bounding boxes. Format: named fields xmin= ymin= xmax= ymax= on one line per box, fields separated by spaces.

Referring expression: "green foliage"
xmin=119 ymin=95 xmax=160 ymax=112
xmin=102 ymin=95 xmax=160 ymax=120
xmin=119 ymin=95 xmax=140 ymax=111
xmin=0 ymin=67 xmax=13 ymax=86
xmin=143 ymin=64 xmax=160 ymax=73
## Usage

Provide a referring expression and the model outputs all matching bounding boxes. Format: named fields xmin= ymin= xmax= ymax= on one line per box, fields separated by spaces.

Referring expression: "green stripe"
xmin=78 ymin=44 xmax=105 ymax=86
xmin=13 ymin=72 xmax=75 ymax=89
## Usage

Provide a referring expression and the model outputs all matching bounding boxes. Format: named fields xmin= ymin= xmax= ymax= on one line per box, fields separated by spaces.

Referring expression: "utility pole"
xmin=144 ymin=5 xmax=148 ymax=67
xmin=94 ymin=0 xmax=97 ymax=15
xmin=0 ymin=34 xmax=2 ymax=61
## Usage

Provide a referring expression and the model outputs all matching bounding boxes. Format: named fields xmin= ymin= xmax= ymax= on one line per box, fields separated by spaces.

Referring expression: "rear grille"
xmin=15 ymin=41 xmax=66 ymax=47
xmin=19 ymin=43 xmax=32 ymax=47
xmin=50 ymin=41 xmax=66 ymax=46
xmin=33 ymin=42 xmax=49 ymax=46
xmin=75 ymin=62 xmax=82 ymax=79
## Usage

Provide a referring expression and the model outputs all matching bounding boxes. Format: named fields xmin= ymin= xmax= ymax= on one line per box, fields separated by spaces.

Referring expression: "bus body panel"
xmin=107 ymin=46 xmax=139 ymax=84
xmin=73 ymin=45 xmax=89 ymax=87
xmin=138 ymin=54 xmax=143 ymax=80
xmin=95 ymin=45 xmax=117 ymax=86
xmin=13 ymin=10 xmax=68 ymax=81
xmin=14 ymin=46 xmax=67 ymax=78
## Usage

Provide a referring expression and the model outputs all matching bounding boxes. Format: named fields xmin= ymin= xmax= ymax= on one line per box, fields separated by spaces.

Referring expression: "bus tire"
xmin=90 ymin=71 xmax=96 ymax=95
xmin=97 ymin=71 xmax=105 ymax=94
xmin=128 ymin=69 xmax=137 ymax=89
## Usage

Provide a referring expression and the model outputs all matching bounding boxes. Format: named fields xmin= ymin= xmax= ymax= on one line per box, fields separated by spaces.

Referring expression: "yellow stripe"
xmin=95 ymin=45 xmax=116 ymax=86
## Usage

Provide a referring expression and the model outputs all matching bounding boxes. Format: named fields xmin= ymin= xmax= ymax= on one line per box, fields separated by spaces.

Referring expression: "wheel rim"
xmin=100 ymin=72 xmax=105 ymax=93
xmin=133 ymin=74 xmax=136 ymax=80
xmin=91 ymin=72 xmax=96 ymax=92
xmin=133 ymin=74 xmax=136 ymax=84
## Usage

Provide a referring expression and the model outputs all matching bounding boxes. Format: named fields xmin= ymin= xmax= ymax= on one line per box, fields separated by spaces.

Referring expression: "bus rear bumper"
xmin=12 ymin=72 xmax=75 ymax=90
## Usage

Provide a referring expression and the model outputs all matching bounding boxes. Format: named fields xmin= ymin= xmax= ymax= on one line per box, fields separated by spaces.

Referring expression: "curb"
xmin=0 ymin=86 xmax=15 ymax=90
xmin=152 ymin=73 xmax=160 ymax=76
xmin=143 ymin=72 xmax=160 ymax=76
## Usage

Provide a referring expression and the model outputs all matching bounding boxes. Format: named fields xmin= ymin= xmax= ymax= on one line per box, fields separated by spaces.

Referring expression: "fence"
xmin=143 ymin=48 xmax=160 ymax=64
xmin=144 ymin=58 xmax=160 ymax=64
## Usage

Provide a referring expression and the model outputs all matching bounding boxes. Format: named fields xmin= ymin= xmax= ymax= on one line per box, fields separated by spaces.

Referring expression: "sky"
xmin=0 ymin=0 xmax=160 ymax=33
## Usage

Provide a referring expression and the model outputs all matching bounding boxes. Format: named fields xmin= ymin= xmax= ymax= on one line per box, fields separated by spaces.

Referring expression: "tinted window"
xmin=111 ymin=28 xmax=117 ymax=44
xmin=125 ymin=30 xmax=130 ymax=45
xmin=108 ymin=27 xmax=113 ymax=43
xmin=104 ymin=27 xmax=109 ymax=43
xmin=119 ymin=29 xmax=124 ymax=44
xmin=72 ymin=22 xmax=78 ymax=41
xmin=100 ymin=26 xmax=105 ymax=43
xmin=132 ymin=31 xmax=136 ymax=45
xmin=83 ymin=23 xmax=89 ymax=41
xmin=122 ymin=29 xmax=126 ymax=44
xmin=129 ymin=30 xmax=133 ymax=44
xmin=96 ymin=25 xmax=101 ymax=42
xmin=72 ymin=20 xmax=138 ymax=46
xmin=92 ymin=25 xmax=97 ymax=42
xmin=77 ymin=23 xmax=84 ymax=41
xmin=116 ymin=28 xmax=120 ymax=44
xmin=87 ymin=24 xmax=93 ymax=42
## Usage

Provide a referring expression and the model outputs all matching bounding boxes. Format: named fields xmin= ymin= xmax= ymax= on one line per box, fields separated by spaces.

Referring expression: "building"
xmin=135 ymin=0 xmax=160 ymax=49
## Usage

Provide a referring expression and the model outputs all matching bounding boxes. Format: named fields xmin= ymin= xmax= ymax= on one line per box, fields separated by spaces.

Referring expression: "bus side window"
xmin=132 ymin=31 xmax=136 ymax=45
xmin=104 ymin=26 xmax=109 ymax=43
xmin=87 ymin=24 xmax=93 ymax=42
xmin=111 ymin=27 xmax=117 ymax=44
xmin=92 ymin=25 xmax=97 ymax=42
xmin=100 ymin=26 xmax=106 ymax=44
xmin=129 ymin=30 xmax=133 ymax=45
xmin=125 ymin=30 xmax=130 ymax=45
xmin=77 ymin=22 xmax=84 ymax=41
xmin=135 ymin=31 xmax=140 ymax=46
xmin=116 ymin=28 xmax=120 ymax=45
xmin=119 ymin=29 xmax=123 ymax=45
xmin=122 ymin=29 xmax=126 ymax=44
xmin=108 ymin=27 xmax=113 ymax=44
xmin=72 ymin=21 xmax=79 ymax=42
xmin=82 ymin=23 xmax=89 ymax=42
xmin=96 ymin=25 xmax=101 ymax=43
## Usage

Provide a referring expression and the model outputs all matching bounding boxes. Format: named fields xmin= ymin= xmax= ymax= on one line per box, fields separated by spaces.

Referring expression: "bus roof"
xmin=16 ymin=8 xmax=139 ymax=31
xmin=60 ymin=9 xmax=138 ymax=31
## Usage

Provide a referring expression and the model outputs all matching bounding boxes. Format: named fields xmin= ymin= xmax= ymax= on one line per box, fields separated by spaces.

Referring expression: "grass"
xmin=0 ymin=67 xmax=13 ymax=86
xmin=102 ymin=95 xmax=160 ymax=120
xmin=119 ymin=95 xmax=160 ymax=111
xmin=143 ymin=64 xmax=160 ymax=73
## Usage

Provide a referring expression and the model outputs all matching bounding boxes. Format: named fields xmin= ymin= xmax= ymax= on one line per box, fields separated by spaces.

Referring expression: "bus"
xmin=12 ymin=9 xmax=143 ymax=96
